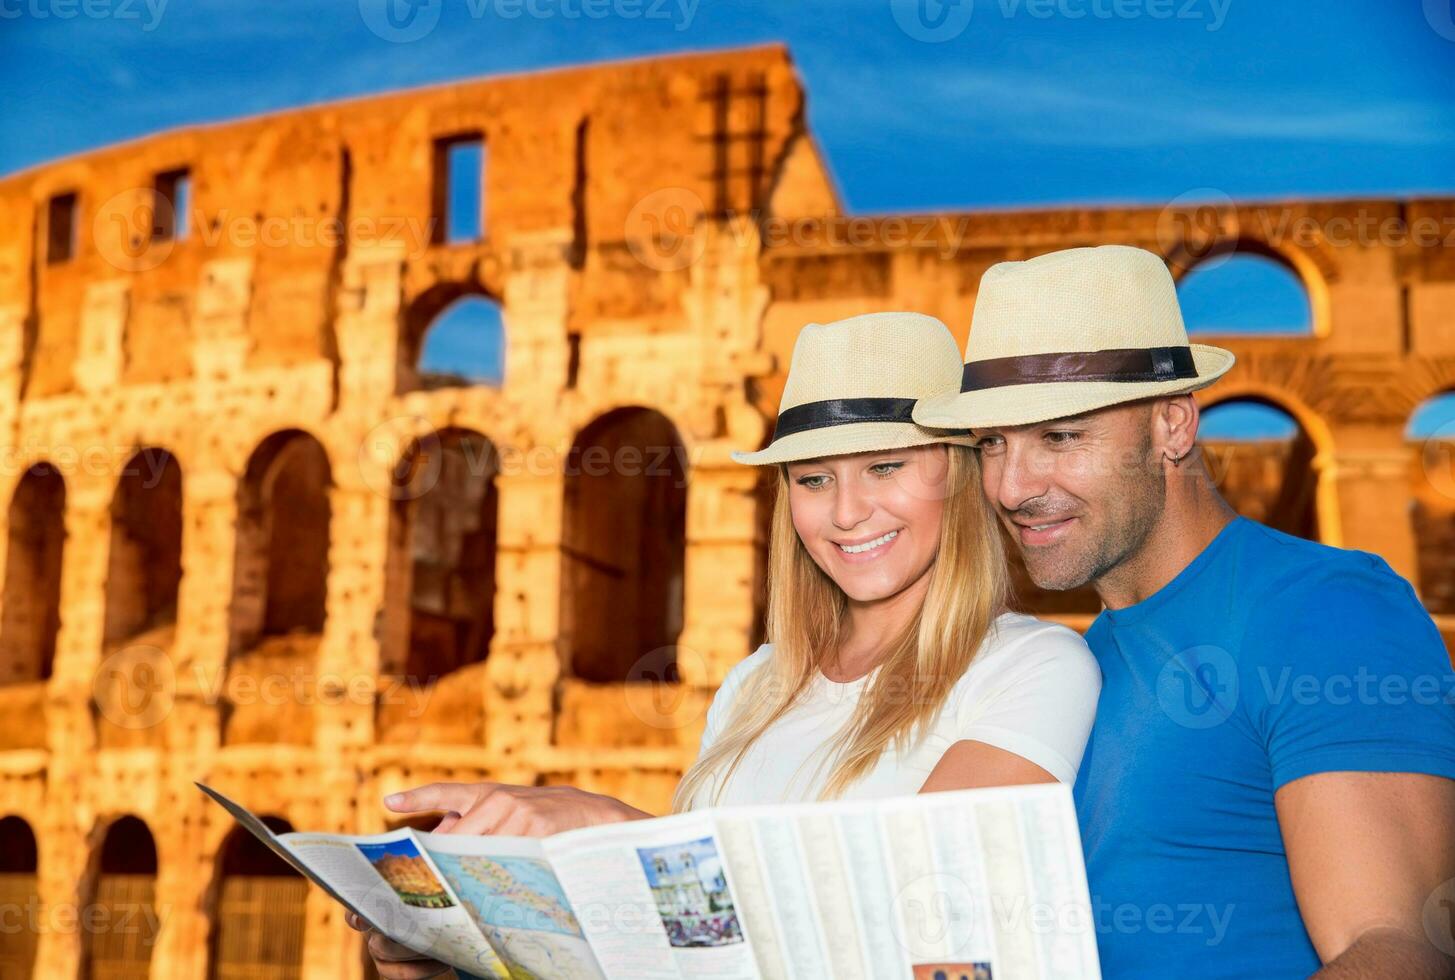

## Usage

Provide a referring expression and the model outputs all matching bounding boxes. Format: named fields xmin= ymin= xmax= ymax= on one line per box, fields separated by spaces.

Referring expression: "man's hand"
xmin=1277 ymin=771 xmax=1455 ymax=978
xmin=385 ymin=781 xmax=651 ymax=836
xmin=346 ymin=911 xmax=454 ymax=979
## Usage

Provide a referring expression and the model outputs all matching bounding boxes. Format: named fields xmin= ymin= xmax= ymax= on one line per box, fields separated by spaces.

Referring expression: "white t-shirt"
xmin=687 ymin=612 xmax=1102 ymax=807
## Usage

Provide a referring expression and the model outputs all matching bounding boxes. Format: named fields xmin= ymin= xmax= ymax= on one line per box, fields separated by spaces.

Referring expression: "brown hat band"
xmin=960 ymin=346 xmax=1198 ymax=392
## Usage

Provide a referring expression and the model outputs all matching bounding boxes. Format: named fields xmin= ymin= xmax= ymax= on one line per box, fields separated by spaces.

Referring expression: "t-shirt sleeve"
xmin=953 ymin=622 xmax=1103 ymax=784
xmin=696 ymin=645 xmax=771 ymax=759
xmin=1245 ymin=555 xmax=1455 ymax=790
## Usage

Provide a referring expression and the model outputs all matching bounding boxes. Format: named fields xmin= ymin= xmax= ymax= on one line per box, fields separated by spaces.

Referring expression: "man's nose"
xmin=993 ymin=444 xmax=1053 ymax=513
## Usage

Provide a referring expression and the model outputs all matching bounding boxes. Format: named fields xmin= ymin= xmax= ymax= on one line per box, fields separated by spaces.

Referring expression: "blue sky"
xmin=3 ymin=0 xmax=1453 ymax=433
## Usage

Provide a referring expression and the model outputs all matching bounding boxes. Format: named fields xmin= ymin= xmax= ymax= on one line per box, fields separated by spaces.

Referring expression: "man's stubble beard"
xmin=1020 ymin=439 xmax=1167 ymax=593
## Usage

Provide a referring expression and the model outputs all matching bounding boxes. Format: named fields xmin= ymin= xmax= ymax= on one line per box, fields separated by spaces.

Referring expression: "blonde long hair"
xmin=672 ymin=443 xmax=1009 ymax=809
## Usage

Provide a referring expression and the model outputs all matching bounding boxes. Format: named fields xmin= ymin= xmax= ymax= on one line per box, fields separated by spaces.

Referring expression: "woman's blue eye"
xmin=870 ymin=461 xmax=905 ymax=476
xmin=796 ymin=474 xmax=828 ymax=488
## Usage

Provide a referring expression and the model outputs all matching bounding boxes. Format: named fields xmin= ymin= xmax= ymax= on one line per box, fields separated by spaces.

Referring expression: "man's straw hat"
xmin=913 ymin=245 xmax=1235 ymax=430
xmin=733 ymin=312 xmax=975 ymax=465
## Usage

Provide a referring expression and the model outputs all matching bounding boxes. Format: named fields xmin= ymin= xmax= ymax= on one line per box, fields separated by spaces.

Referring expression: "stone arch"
xmin=81 ymin=814 xmax=160 ymax=979
xmin=561 ymin=407 xmax=688 ymax=682
xmin=1408 ymin=390 xmax=1455 ymax=615
xmin=1198 ymin=393 xmax=1321 ymax=541
xmin=104 ymin=448 xmax=183 ymax=648
xmin=225 ymin=431 xmax=332 ymax=746
xmin=399 ymin=283 xmax=505 ymax=393
xmin=230 ymin=430 xmax=332 ymax=651
xmin=0 ymin=815 xmax=39 ymax=979
xmin=378 ymin=428 xmax=500 ymax=743
xmin=0 ymin=463 xmax=66 ymax=686
xmin=207 ymin=816 xmax=307 ymax=980
xmin=1169 ymin=237 xmax=1330 ymax=338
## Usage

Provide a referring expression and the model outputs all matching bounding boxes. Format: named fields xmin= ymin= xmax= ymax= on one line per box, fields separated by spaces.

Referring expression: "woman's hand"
xmin=385 ymin=781 xmax=651 ymax=836
xmin=345 ymin=911 xmax=454 ymax=979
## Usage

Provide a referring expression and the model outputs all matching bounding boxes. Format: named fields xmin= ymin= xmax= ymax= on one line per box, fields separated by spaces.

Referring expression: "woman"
xmin=356 ymin=312 xmax=1102 ymax=977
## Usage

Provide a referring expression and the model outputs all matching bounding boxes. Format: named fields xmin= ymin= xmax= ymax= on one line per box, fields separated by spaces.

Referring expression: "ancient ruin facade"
xmin=0 ymin=45 xmax=1451 ymax=979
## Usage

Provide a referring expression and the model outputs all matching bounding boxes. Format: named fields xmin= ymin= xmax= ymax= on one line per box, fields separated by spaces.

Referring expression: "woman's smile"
xmin=833 ymin=527 xmax=903 ymax=562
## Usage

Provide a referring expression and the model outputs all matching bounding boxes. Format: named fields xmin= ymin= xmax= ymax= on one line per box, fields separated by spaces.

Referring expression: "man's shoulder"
xmin=1232 ymin=518 xmax=1412 ymax=606
xmin=1230 ymin=520 xmax=1438 ymax=658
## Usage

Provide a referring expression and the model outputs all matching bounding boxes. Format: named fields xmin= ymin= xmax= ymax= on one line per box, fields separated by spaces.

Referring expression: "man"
xmin=915 ymin=244 xmax=1455 ymax=979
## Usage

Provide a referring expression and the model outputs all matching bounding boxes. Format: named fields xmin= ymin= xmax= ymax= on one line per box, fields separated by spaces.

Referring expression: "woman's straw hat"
xmin=732 ymin=312 xmax=975 ymax=466
xmin=913 ymin=245 xmax=1235 ymax=430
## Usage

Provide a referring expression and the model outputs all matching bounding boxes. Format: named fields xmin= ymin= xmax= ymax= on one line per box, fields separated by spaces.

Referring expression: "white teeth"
xmin=838 ymin=530 xmax=898 ymax=555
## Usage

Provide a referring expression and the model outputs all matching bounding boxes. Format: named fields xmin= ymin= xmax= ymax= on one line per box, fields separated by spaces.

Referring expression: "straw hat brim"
xmin=913 ymin=344 xmax=1235 ymax=430
xmin=731 ymin=421 xmax=977 ymax=466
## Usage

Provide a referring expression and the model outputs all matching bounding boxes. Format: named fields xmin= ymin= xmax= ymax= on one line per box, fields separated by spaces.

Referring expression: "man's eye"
xmin=974 ymin=436 xmax=1004 ymax=452
xmin=1046 ymin=431 xmax=1081 ymax=445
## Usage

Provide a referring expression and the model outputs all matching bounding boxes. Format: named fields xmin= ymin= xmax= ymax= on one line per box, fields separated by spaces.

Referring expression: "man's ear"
xmin=1156 ymin=395 xmax=1200 ymax=464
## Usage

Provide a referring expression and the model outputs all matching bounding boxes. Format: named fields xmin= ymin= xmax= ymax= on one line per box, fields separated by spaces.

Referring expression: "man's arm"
xmin=1276 ymin=770 xmax=1455 ymax=978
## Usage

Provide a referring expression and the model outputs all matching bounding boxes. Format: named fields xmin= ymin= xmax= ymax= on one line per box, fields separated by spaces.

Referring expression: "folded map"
xmin=198 ymin=781 xmax=1100 ymax=979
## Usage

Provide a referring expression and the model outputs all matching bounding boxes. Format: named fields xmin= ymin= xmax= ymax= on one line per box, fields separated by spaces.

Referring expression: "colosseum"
xmin=0 ymin=44 xmax=1451 ymax=979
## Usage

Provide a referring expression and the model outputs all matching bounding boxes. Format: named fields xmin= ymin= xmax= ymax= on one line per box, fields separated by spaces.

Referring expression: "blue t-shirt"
xmin=1074 ymin=516 xmax=1455 ymax=979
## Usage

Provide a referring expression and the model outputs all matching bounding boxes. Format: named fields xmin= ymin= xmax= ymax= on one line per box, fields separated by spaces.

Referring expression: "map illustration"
xmin=428 ymin=853 xmax=584 ymax=939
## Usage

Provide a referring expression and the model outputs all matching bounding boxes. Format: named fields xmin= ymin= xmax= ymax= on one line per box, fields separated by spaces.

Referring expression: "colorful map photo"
xmin=356 ymin=838 xmax=456 ymax=909
xmin=637 ymin=836 xmax=743 ymax=948
xmin=428 ymin=853 xmax=584 ymax=939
